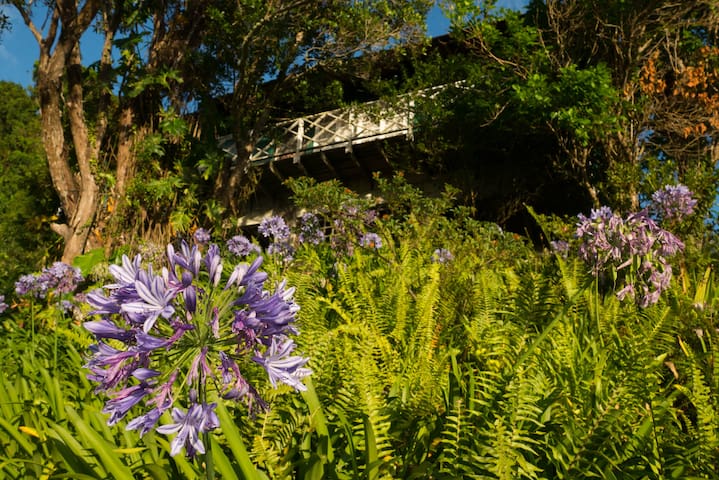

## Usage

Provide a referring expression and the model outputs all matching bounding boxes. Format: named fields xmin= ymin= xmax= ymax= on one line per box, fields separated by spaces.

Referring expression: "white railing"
xmin=219 ymin=82 xmax=464 ymax=165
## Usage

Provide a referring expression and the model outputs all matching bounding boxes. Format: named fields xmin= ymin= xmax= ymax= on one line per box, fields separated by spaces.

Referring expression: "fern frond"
xmin=437 ymin=397 xmax=483 ymax=479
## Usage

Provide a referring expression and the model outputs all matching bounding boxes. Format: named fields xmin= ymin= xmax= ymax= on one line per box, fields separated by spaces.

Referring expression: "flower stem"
xmin=204 ymin=430 xmax=215 ymax=480
xmin=54 ymin=313 xmax=59 ymax=372
xmin=30 ymin=298 xmax=35 ymax=363
xmin=199 ymin=383 xmax=215 ymax=479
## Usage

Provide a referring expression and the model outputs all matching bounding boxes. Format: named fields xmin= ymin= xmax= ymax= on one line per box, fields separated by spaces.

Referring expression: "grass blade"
xmin=216 ymin=402 xmax=262 ymax=480
xmin=65 ymin=406 xmax=134 ymax=479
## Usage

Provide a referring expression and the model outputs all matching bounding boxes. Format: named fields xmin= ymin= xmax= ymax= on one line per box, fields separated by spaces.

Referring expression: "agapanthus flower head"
xmin=650 ymin=183 xmax=697 ymax=223
xmin=431 ymin=248 xmax=454 ymax=264
xmin=549 ymin=240 xmax=570 ymax=257
xmin=193 ymin=228 xmax=211 ymax=245
xmin=43 ymin=262 xmax=84 ymax=295
xmin=83 ymin=242 xmax=310 ymax=458
xmin=359 ymin=232 xmax=382 ymax=249
xmin=227 ymin=235 xmax=262 ymax=257
xmin=575 ymin=203 xmax=685 ymax=307
xmin=267 ymin=241 xmax=295 ymax=263
xmin=258 ymin=216 xmax=290 ymax=241
xmin=576 ymin=209 xmax=625 ymax=274
xmin=15 ymin=274 xmax=36 ymax=297
xmin=15 ymin=262 xmax=84 ymax=299
xmin=298 ymin=213 xmax=325 ymax=245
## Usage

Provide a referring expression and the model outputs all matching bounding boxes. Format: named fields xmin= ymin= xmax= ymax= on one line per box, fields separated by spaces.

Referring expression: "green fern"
xmin=674 ymin=335 xmax=719 ymax=472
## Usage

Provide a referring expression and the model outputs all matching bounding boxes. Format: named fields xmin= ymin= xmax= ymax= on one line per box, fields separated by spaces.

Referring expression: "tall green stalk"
xmin=200 ymin=383 xmax=215 ymax=480
xmin=203 ymin=430 xmax=215 ymax=479
xmin=30 ymin=298 xmax=35 ymax=363
xmin=53 ymin=308 xmax=64 ymax=373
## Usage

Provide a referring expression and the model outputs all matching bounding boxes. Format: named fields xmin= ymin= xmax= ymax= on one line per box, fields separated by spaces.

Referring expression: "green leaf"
xmin=0 ymin=417 xmax=36 ymax=457
xmin=215 ymin=402 xmax=262 ymax=480
xmin=46 ymin=421 xmax=105 ymax=478
xmin=301 ymin=376 xmax=335 ymax=463
xmin=72 ymin=248 xmax=106 ymax=276
xmin=211 ymin=436 xmax=239 ymax=480
xmin=64 ymin=406 xmax=134 ymax=479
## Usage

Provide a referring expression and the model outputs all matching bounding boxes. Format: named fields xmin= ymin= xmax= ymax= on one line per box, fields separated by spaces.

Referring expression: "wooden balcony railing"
xmin=218 ymin=82 xmax=462 ymax=166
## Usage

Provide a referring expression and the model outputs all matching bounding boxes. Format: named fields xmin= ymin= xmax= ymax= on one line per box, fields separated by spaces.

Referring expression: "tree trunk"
xmin=115 ymin=106 xmax=136 ymax=200
xmin=62 ymin=45 xmax=100 ymax=262
xmin=215 ymin=133 xmax=255 ymax=215
xmin=37 ymin=54 xmax=77 ymax=225
xmin=21 ymin=0 xmax=103 ymax=263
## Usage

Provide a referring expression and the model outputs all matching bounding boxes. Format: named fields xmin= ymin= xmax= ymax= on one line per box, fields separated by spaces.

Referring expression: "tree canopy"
xmin=4 ymin=0 xmax=432 ymax=262
xmin=3 ymin=0 xmax=718 ymax=262
xmin=382 ymin=0 xmax=719 ymax=230
xmin=0 ymin=81 xmax=58 ymax=293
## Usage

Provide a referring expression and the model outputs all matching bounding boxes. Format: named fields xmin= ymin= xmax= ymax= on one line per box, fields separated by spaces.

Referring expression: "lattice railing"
xmin=219 ymin=82 xmax=464 ymax=165
xmin=251 ymin=98 xmax=414 ymax=164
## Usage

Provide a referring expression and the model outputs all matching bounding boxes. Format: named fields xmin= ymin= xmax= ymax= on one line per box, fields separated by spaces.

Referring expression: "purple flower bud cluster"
xmin=576 ymin=206 xmax=684 ymax=307
xmin=328 ymin=203 xmax=380 ymax=255
xmin=83 ymin=241 xmax=310 ymax=457
xmin=259 ymin=216 xmax=294 ymax=262
xmin=359 ymin=233 xmax=382 ymax=250
xmin=227 ymin=235 xmax=262 ymax=257
xmin=650 ymin=184 xmax=697 ymax=223
xmin=297 ymin=213 xmax=325 ymax=245
xmin=15 ymin=262 xmax=84 ymax=299
xmin=431 ymin=248 xmax=454 ymax=264
xmin=258 ymin=216 xmax=290 ymax=241
xmin=576 ymin=207 xmax=624 ymax=275
xmin=0 ymin=295 xmax=7 ymax=314
xmin=192 ymin=228 xmax=211 ymax=246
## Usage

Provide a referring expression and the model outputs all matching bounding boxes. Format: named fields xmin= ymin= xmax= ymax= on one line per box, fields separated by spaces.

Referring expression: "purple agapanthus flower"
xmin=258 ymin=216 xmax=290 ymax=241
xmin=156 ymin=402 xmax=219 ymax=457
xmin=359 ymin=233 xmax=382 ymax=249
xmin=193 ymin=228 xmax=211 ymax=245
xmin=298 ymin=213 xmax=325 ymax=245
xmin=227 ymin=235 xmax=262 ymax=257
xmin=44 ymin=262 xmax=84 ymax=295
xmin=431 ymin=248 xmax=454 ymax=264
xmin=575 ymin=204 xmax=685 ymax=307
xmin=15 ymin=262 xmax=83 ymax=299
xmin=82 ymin=241 xmax=310 ymax=458
xmin=253 ymin=336 xmax=312 ymax=391
xmin=15 ymin=274 xmax=37 ymax=297
xmin=576 ymin=208 xmax=625 ymax=274
xmin=0 ymin=295 xmax=7 ymax=314
xmin=650 ymin=184 xmax=697 ymax=223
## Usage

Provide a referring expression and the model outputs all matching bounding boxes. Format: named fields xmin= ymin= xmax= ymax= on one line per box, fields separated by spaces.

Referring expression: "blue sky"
xmin=0 ymin=1 xmax=527 ymax=88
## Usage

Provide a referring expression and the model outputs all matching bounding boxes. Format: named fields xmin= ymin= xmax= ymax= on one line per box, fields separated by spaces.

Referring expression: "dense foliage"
xmin=4 ymin=0 xmax=432 ymax=262
xmin=2 ymin=175 xmax=719 ymax=478
xmin=2 ymin=1 xmax=719 ymax=478
xmin=0 ymin=81 xmax=59 ymax=294
xmin=382 ymin=0 xmax=719 ymax=229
